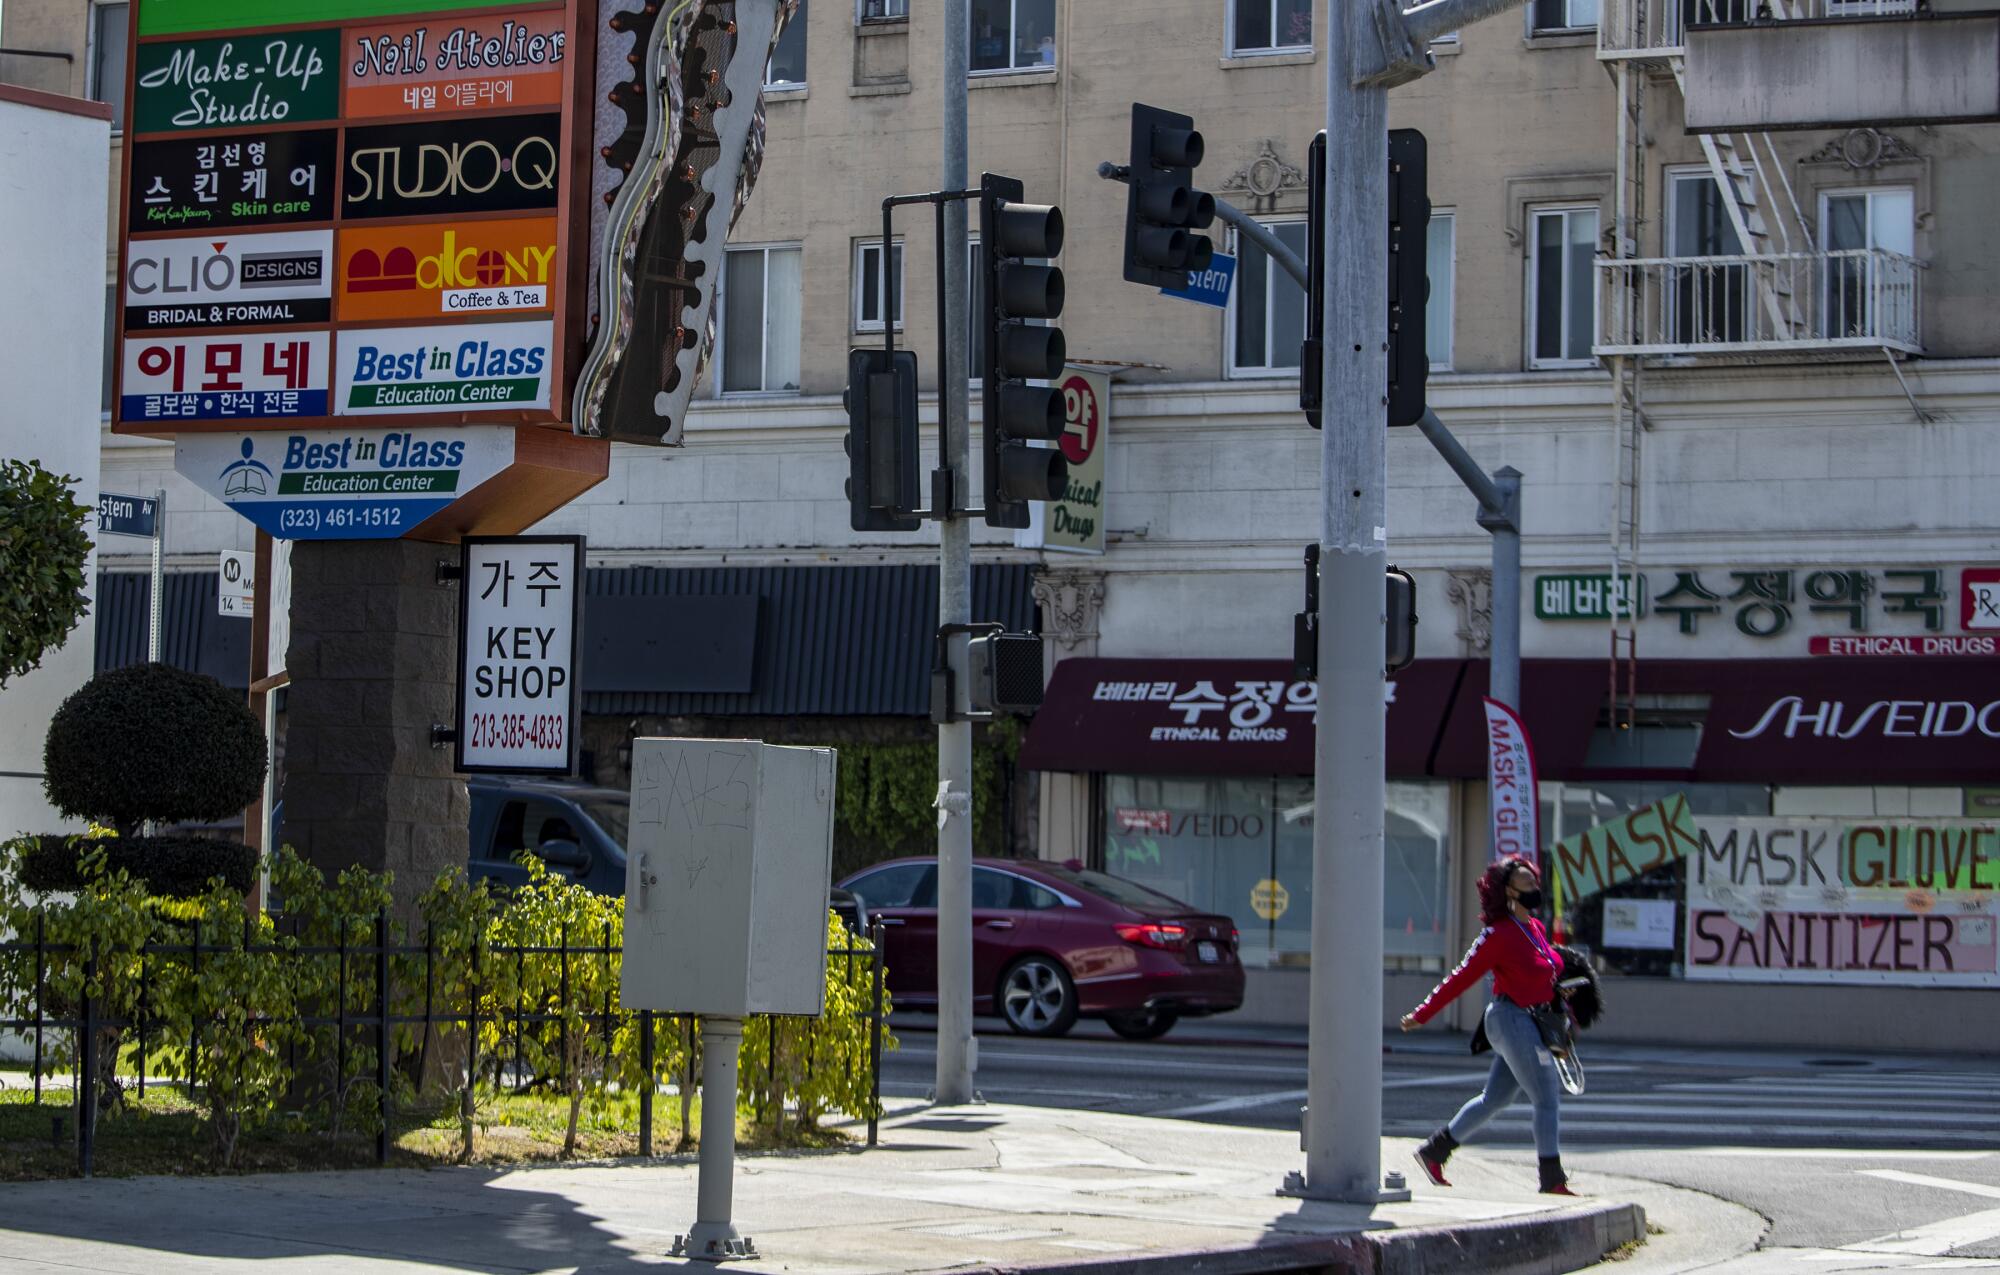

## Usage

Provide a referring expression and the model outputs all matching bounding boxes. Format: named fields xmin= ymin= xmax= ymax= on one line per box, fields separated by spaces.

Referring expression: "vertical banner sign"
xmin=1483 ymin=696 xmax=1540 ymax=867
xmin=1019 ymin=366 xmax=1108 ymax=554
xmin=456 ymin=535 xmax=582 ymax=775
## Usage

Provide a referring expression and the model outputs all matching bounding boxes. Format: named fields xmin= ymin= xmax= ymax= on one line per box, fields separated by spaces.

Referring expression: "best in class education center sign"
xmin=114 ymin=0 xmax=600 ymax=538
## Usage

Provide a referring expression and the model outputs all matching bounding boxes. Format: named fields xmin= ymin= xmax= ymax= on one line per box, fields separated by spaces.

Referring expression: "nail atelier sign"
xmin=342 ymin=113 xmax=561 ymax=221
xmin=133 ymin=29 xmax=340 ymax=133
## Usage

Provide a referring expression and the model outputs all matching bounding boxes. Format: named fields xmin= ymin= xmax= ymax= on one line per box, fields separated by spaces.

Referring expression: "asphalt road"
xmin=880 ymin=1013 xmax=2000 ymax=1272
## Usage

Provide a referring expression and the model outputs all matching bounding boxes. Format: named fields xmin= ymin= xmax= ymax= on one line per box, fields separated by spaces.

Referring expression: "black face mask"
xmin=1513 ymin=889 xmax=1545 ymax=912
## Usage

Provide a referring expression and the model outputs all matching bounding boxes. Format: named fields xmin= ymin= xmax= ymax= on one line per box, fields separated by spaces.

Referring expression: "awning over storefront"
xmin=1018 ymin=657 xmax=1465 ymax=777
xmin=1031 ymin=656 xmax=2000 ymax=785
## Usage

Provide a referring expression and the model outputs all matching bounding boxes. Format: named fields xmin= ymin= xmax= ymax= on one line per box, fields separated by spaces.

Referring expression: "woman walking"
xmin=1400 ymin=856 xmax=1576 ymax=1195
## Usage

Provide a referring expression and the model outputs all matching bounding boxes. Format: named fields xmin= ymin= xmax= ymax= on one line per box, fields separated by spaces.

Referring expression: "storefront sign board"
xmin=1808 ymin=635 xmax=1999 ymax=657
xmin=333 ymin=319 xmax=552 ymax=414
xmin=1548 ymin=792 xmax=1700 ymax=903
xmin=1535 ymin=573 xmax=1644 ymax=621
xmin=174 ymin=426 xmax=515 ymax=539
xmin=345 ymin=12 xmax=567 ymax=119
xmin=1016 ymin=367 xmax=1106 ymax=554
xmin=1692 ymin=817 xmax=2000 ymax=892
xmin=128 ymin=129 xmax=336 ymax=233
xmin=341 ymin=113 xmax=561 ymax=221
xmin=123 ymin=331 xmax=329 ymax=423
xmin=1601 ymin=897 xmax=1677 ymax=950
xmin=455 ymin=535 xmax=582 ymax=775
xmin=1964 ymin=569 xmax=2000 ymax=631
xmin=133 ymin=29 xmax=339 ymax=133
xmin=124 ymin=229 xmax=333 ymax=331
xmin=1483 ymin=696 xmax=1540 ymax=867
xmin=1684 ymin=883 xmax=1999 ymax=987
xmin=218 ymin=549 xmax=254 ymax=616
xmin=139 ymin=0 xmax=535 ymax=37
xmin=336 ymin=217 xmax=556 ymax=323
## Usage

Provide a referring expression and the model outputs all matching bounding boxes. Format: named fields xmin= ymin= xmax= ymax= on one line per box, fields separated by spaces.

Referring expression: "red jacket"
xmin=1410 ymin=916 xmax=1559 ymax=1025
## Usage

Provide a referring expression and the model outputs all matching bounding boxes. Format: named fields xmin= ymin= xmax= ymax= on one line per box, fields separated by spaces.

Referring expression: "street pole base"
xmin=672 ymin=1224 xmax=759 ymax=1263
xmin=1278 ymin=1169 xmax=1412 ymax=1204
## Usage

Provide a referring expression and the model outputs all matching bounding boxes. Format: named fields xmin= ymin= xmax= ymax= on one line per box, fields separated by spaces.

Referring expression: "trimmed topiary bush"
xmin=0 ymin=458 xmax=93 ymax=686
xmin=18 ymin=832 xmax=257 ymax=899
xmin=43 ymin=662 xmax=266 ymax=838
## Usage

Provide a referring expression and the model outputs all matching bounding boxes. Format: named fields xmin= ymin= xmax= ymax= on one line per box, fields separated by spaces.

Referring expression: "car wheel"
xmin=1105 ymin=1008 xmax=1179 ymax=1041
xmin=999 ymin=955 xmax=1078 ymax=1037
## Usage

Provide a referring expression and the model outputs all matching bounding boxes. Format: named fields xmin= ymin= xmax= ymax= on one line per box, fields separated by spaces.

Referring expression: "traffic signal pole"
xmin=934 ymin=0 xmax=977 ymax=1108
xmin=1291 ymin=0 xmax=1527 ymax=1205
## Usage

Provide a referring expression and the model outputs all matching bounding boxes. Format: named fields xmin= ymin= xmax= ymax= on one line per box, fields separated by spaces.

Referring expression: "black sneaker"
xmin=1413 ymin=1146 xmax=1451 ymax=1188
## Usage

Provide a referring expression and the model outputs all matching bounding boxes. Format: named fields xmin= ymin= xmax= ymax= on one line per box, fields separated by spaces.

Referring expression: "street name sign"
xmin=218 ymin=549 xmax=254 ymax=616
xmin=96 ymin=491 xmax=159 ymax=538
xmin=1160 ymin=253 xmax=1236 ymax=309
xmin=454 ymin=535 xmax=582 ymax=774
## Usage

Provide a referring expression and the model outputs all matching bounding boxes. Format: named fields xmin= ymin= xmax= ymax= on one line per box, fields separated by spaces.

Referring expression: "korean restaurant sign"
xmin=139 ymin=0 xmax=529 ymax=37
xmin=121 ymin=0 xmax=594 ymax=522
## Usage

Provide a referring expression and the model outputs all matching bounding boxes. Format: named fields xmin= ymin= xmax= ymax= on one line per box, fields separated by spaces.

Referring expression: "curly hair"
xmin=1476 ymin=856 xmax=1539 ymax=927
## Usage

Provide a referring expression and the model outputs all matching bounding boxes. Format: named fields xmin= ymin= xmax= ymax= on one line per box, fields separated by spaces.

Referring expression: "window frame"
xmin=88 ymin=1 xmax=131 ymax=132
xmin=853 ymin=238 xmax=905 ymax=333
xmin=1426 ymin=210 xmax=1456 ymax=371
xmin=857 ymin=0 xmax=908 ymax=21
xmin=1525 ymin=204 xmax=1600 ymax=370
xmin=1819 ymin=184 xmax=1915 ymax=256
xmin=1818 ymin=184 xmax=1915 ymax=341
xmin=717 ymin=242 xmax=804 ymax=397
xmin=1530 ymin=0 xmax=1599 ymax=33
xmin=969 ymin=0 xmax=1058 ymax=75
xmin=766 ymin=0 xmax=809 ymax=88
xmin=1226 ymin=0 xmax=1314 ymax=56
xmin=1225 ymin=216 xmax=1310 ymax=380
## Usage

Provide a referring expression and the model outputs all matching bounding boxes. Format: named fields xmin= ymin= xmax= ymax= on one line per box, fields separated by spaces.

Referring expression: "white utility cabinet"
xmin=620 ymin=738 xmax=837 ymax=1017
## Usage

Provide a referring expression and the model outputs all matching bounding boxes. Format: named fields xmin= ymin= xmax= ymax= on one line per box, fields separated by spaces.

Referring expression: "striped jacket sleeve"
xmin=1410 ymin=927 xmax=1497 ymax=1024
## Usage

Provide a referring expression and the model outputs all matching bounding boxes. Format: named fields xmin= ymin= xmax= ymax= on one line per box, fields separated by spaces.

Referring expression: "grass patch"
xmin=0 ymin=1084 xmax=852 ymax=1180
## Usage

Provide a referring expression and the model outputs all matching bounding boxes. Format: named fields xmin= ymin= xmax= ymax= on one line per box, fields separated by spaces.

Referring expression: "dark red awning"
xmin=1017 ymin=658 xmax=1464 ymax=777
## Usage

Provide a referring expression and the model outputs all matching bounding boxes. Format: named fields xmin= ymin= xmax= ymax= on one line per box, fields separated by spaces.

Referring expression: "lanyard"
xmin=1509 ymin=915 xmax=1559 ymax=972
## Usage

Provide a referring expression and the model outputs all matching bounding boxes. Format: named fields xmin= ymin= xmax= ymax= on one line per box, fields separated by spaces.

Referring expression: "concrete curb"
xmin=976 ymin=1201 xmax=1647 ymax=1275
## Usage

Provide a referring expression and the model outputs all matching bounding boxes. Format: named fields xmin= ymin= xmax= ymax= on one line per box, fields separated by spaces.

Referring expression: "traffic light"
xmin=1294 ymin=547 xmax=1420 ymax=677
xmin=843 ymin=348 xmax=920 ymax=532
xmin=1302 ymin=130 xmax=1326 ymax=430
xmin=1387 ymin=128 xmax=1430 ymax=428
xmin=1121 ymin=103 xmax=1216 ymax=289
xmin=978 ymin=172 xmax=1069 ymax=530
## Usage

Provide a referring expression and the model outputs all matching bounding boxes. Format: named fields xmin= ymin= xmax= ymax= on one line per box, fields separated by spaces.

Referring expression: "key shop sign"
xmin=118 ymin=0 xmax=588 ymax=450
xmin=455 ymin=535 xmax=582 ymax=775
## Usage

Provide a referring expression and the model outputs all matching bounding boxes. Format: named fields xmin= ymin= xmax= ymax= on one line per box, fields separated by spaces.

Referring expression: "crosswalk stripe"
xmin=1456 ymin=1117 xmax=2000 ymax=1144
xmin=1607 ymin=1091 xmax=1993 ymax=1113
xmin=1474 ymin=1101 xmax=2000 ymax=1126
xmin=1860 ymin=1170 xmax=2000 ymax=1203
xmin=1849 ymin=1205 xmax=2000 ymax=1257
xmin=1659 ymin=1082 xmax=2000 ymax=1101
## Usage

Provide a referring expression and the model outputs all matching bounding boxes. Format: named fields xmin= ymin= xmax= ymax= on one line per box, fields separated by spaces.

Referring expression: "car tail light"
xmin=1231 ymin=927 xmax=1240 ymax=945
xmin=1115 ymin=922 xmax=1188 ymax=950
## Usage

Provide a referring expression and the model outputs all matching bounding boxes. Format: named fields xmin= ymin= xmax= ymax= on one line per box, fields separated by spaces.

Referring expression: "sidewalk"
xmin=0 ymin=1101 xmax=1642 ymax=1275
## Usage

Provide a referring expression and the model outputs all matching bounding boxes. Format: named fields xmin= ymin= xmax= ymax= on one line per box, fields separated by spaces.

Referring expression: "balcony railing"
xmin=1601 ymin=0 xmax=1918 ymax=59
xmin=1596 ymin=249 xmax=1923 ymax=356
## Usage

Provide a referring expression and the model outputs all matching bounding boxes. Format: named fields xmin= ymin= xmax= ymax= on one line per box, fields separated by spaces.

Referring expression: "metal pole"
xmin=1288 ymin=0 xmax=1400 ymax=1206
xmin=147 ymin=488 xmax=165 ymax=663
xmin=933 ymin=0 xmax=976 ymax=1109
xmin=1214 ymin=198 xmax=1308 ymax=287
xmin=1481 ymin=468 xmax=1524 ymax=712
xmin=679 ymin=1016 xmax=754 ymax=1261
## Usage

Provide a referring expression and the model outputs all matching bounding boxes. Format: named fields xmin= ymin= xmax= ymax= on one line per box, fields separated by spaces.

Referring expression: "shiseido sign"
xmin=1727 ymin=696 xmax=2000 ymax=742
xmin=342 ymin=113 xmax=560 ymax=220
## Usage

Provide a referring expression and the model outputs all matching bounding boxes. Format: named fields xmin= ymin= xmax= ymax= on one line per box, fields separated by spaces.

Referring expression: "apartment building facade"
xmin=6 ymin=0 xmax=1997 ymax=1049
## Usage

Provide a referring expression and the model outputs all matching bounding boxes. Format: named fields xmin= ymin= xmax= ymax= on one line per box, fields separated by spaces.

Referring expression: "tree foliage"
xmin=0 ymin=459 xmax=92 ymax=686
xmin=43 ymin=663 xmax=266 ymax=835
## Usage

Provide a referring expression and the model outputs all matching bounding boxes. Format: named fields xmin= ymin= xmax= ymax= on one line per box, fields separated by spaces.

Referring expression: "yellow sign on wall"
xmin=1251 ymin=878 xmax=1290 ymax=922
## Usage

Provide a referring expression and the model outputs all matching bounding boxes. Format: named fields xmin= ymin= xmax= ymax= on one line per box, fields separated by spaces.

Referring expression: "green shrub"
xmin=19 ymin=832 xmax=257 ymax=898
xmin=43 ymin=662 xmax=266 ymax=836
xmin=0 ymin=458 xmax=92 ymax=687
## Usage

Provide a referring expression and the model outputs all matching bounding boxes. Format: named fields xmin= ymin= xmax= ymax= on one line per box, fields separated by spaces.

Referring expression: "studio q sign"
xmin=343 ymin=113 xmax=559 ymax=221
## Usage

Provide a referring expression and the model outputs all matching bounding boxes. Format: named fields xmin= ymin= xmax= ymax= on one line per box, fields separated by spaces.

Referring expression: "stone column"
xmin=283 ymin=540 xmax=467 ymax=923
xmin=1030 ymin=570 xmax=1106 ymax=864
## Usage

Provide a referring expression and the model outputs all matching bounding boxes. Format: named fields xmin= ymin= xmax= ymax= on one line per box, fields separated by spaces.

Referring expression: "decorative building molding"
xmin=1447 ymin=568 xmax=1493 ymax=657
xmin=1801 ymin=128 xmax=1920 ymax=172
xmin=1032 ymin=570 xmax=1106 ymax=655
xmin=1221 ymin=139 xmax=1305 ymax=212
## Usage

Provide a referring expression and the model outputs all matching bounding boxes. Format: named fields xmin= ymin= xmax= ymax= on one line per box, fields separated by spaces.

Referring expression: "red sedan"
xmin=836 ymin=857 xmax=1244 ymax=1040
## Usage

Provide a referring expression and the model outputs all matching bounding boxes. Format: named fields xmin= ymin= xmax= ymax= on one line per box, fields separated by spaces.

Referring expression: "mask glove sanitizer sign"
xmin=454 ymin=535 xmax=583 ymax=775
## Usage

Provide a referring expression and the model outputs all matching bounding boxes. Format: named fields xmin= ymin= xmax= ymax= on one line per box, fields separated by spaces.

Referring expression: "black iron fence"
xmin=0 ymin=911 xmax=887 ymax=1177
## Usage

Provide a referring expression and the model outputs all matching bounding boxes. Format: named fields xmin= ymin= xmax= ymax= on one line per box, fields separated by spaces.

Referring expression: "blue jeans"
xmin=1446 ymin=998 xmax=1562 ymax=1157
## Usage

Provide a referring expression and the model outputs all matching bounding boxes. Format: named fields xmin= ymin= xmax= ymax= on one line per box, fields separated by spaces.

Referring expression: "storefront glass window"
xmin=1103 ymin=775 xmax=1452 ymax=970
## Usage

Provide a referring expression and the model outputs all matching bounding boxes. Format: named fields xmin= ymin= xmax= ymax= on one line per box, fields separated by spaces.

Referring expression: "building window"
xmin=1822 ymin=186 xmax=1915 ymax=340
xmin=971 ymin=0 xmax=1056 ymax=73
xmin=1532 ymin=0 xmax=1599 ymax=31
xmin=721 ymin=245 xmax=803 ymax=394
xmin=1527 ymin=205 xmax=1598 ymax=368
xmin=1666 ymin=170 xmax=1747 ymax=346
xmin=854 ymin=240 xmax=903 ymax=332
xmin=768 ymin=0 xmax=808 ymax=86
xmin=1229 ymin=0 xmax=1312 ymax=54
xmin=858 ymin=0 xmax=908 ymax=19
xmin=91 ymin=3 xmax=130 ymax=130
xmin=1426 ymin=212 xmax=1455 ymax=370
xmin=1228 ymin=219 xmax=1308 ymax=377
